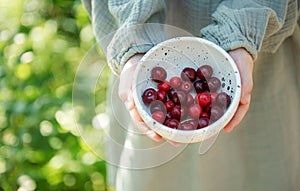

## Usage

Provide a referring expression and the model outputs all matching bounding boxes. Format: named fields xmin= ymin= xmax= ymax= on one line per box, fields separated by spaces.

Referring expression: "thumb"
xmin=118 ymin=54 xmax=144 ymax=103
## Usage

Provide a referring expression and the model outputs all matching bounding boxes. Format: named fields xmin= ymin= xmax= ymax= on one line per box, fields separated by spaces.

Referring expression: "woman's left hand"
xmin=224 ymin=48 xmax=254 ymax=132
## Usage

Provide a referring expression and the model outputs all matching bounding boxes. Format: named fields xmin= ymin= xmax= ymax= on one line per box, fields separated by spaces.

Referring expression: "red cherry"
xmin=188 ymin=103 xmax=202 ymax=119
xmin=181 ymin=67 xmax=196 ymax=82
xmin=156 ymin=90 xmax=167 ymax=102
xmin=180 ymin=81 xmax=192 ymax=93
xmin=169 ymin=76 xmax=182 ymax=89
xmin=142 ymin=88 xmax=157 ymax=105
xmin=168 ymin=90 xmax=186 ymax=105
xmin=167 ymin=88 xmax=177 ymax=102
xmin=164 ymin=118 xmax=180 ymax=129
xmin=210 ymin=92 xmax=218 ymax=104
xmin=171 ymin=105 xmax=181 ymax=120
xmin=185 ymin=93 xmax=195 ymax=106
xmin=187 ymin=119 xmax=198 ymax=129
xmin=216 ymin=92 xmax=231 ymax=108
xmin=210 ymin=105 xmax=224 ymax=122
xmin=207 ymin=77 xmax=221 ymax=92
xmin=158 ymin=81 xmax=171 ymax=91
xmin=149 ymin=100 xmax=166 ymax=114
xmin=196 ymin=92 xmax=211 ymax=108
xmin=165 ymin=100 xmax=175 ymax=112
xmin=196 ymin=65 xmax=213 ymax=80
xmin=152 ymin=111 xmax=166 ymax=124
xmin=151 ymin=66 xmax=167 ymax=82
xmin=176 ymin=91 xmax=187 ymax=105
xmin=198 ymin=117 xmax=210 ymax=129
xmin=180 ymin=106 xmax=188 ymax=120
xmin=178 ymin=121 xmax=196 ymax=130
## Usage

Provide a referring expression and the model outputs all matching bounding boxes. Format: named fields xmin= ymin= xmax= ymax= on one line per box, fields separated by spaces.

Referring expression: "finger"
xmin=119 ymin=54 xmax=144 ymax=101
xmin=146 ymin=129 xmax=163 ymax=142
xmin=136 ymin=122 xmax=163 ymax=142
xmin=166 ymin=139 xmax=182 ymax=147
xmin=129 ymin=106 xmax=163 ymax=142
xmin=124 ymin=92 xmax=135 ymax=110
xmin=238 ymin=64 xmax=253 ymax=105
xmin=118 ymin=63 xmax=136 ymax=102
xmin=224 ymin=101 xmax=250 ymax=132
xmin=229 ymin=50 xmax=253 ymax=105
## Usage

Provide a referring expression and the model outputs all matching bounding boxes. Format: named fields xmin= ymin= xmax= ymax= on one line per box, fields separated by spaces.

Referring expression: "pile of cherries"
xmin=141 ymin=65 xmax=231 ymax=130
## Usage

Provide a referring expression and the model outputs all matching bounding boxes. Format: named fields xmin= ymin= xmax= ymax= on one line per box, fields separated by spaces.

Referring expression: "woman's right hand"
xmin=118 ymin=54 xmax=163 ymax=142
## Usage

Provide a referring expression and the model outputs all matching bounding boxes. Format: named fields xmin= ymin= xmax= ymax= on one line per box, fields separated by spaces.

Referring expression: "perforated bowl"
xmin=132 ymin=37 xmax=241 ymax=143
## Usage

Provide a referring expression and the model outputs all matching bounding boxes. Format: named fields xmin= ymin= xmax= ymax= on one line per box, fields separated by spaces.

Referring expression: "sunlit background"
xmin=0 ymin=0 xmax=109 ymax=190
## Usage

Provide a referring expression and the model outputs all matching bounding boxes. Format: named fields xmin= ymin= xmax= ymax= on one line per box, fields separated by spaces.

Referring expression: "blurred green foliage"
xmin=0 ymin=0 xmax=109 ymax=190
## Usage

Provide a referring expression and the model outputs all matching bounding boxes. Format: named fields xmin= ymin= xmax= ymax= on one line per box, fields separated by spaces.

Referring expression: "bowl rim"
xmin=132 ymin=36 xmax=241 ymax=142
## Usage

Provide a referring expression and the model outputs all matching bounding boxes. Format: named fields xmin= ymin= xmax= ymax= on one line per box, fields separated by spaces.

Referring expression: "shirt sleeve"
xmin=82 ymin=0 xmax=168 ymax=75
xmin=201 ymin=0 xmax=299 ymax=60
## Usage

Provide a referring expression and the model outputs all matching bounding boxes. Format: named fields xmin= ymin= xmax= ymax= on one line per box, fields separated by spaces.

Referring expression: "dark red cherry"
xmin=164 ymin=118 xmax=180 ymax=129
xmin=152 ymin=111 xmax=166 ymax=124
xmin=142 ymin=88 xmax=157 ymax=105
xmin=168 ymin=90 xmax=186 ymax=105
xmin=201 ymin=112 xmax=210 ymax=118
xmin=193 ymin=80 xmax=208 ymax=93
xmin=198 ymin=117 xmax=210 ymax=129
xmin=151 ymin=66 xmax=167 ymax=82
xmin=204 ymin=105 xmax=212 ymax=115
xmin=196 ymin=65 xmax=213 ymax=80
xmin=188 ymin=119 xmax=198 ymax=129
xmin=207 ymin=77 xmax=221 ymax=92
xmin=167 ymin=89 xmax=179 ymax=104
xmin=181 ymin=67 xmax=196 ymax=82
xmin=149 ymin=100 xmax=166 ymax=114
xmin=171 ymin=105 xmax=181 ymax=120
xmin=166 ymin=112 xmax=172 ymax=120
xmin=216 ymin=92 xmax=231 ymax=108
xmin=178 ymin=121 xmax=196 ymax=130
xmin=210 ymin=105 xmax=224 ymax=122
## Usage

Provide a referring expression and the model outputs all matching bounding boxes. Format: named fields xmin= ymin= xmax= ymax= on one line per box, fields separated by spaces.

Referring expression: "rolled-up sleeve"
xmin=82 ymin=0 xmax=168 ymax=75
xmin=201 ymin=0 xmax=299 ymax=60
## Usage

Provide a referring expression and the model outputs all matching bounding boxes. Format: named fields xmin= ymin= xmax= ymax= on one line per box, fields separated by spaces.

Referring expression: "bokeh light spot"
xmin=13 ymin=33 xmax=26 ymax=44
xmin=63 ymin=174 xmax=76 ymax=187
xmin=0 ymin=159 xmax=6 ymax=174
xmin=15 ymin=63 xmax=31 ymax=80
xmin=49 ymin=137 xmax=63 ymax=150
xmin=20 ymin=51 xmax=34 ymax=63
xmin=82 ymin=152 xmax=96 ymax=165
xmin=17 ymin=175 xmax=37 ymax=191
xmin=92 ymin=113 xmax=109 ymax=129
xmin=40 ymin=120 xmax=53 ymax=136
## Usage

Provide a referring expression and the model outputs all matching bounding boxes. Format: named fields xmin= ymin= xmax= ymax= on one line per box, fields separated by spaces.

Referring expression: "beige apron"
xmin=105 ymin=1 xmax=300 ymax=190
